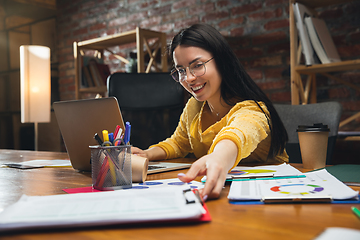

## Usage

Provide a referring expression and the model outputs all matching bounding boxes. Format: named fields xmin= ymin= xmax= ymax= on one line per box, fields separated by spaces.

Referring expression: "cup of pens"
xmin=90 ymin=145 xmax=132 ymax=190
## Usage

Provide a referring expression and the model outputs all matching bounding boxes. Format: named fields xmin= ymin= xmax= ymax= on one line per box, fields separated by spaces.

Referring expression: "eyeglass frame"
xmin=170 ymin=57 xmax=214 ymax=82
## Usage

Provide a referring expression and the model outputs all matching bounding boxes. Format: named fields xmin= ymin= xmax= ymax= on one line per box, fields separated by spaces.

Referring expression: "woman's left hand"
xmin=177 ymin=139 xmax=238 ymax=201
xmin=178 ymin=153 xmax=229 ymax=200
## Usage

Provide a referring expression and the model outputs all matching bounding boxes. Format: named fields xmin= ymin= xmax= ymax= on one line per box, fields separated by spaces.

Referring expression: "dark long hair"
xmin=169 ymin=23 xmax=288 ymax=159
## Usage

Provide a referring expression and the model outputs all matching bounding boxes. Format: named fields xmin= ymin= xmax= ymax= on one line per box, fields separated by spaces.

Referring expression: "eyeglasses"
xmin=170 ymin=57 xmax=214 ymax=82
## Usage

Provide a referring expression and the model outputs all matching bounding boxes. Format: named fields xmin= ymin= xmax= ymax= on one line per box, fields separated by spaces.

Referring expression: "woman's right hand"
xmin=131 ymin=147 xmax=148 ymax=158
xmin=131 ymin=146 xmax=167 ymax=161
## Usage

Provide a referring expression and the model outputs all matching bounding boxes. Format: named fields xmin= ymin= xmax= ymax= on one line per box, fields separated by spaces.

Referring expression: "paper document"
xmin=202 ymin=163 xmax=303 ymax=182
xmin=314 ymin=227 xmax=360 ymax=240
xmin=2 ymin=159 xmax=72 ymax=169
xmin=0 ymin=186 xmax=206 ymax=232
xmin=228 ymin=169 xmax=359 ymax=201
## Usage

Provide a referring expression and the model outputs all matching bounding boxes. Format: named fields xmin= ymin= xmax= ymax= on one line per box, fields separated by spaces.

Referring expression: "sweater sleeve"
xmin=208 ymin=101 xmax=270 ymax=169
xmin=150 ymin=98 xmax=198 ymax=159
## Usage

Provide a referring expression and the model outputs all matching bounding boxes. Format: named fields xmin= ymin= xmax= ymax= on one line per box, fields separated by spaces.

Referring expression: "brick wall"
xmin=56 ymin=0 xmax=360 ymax=126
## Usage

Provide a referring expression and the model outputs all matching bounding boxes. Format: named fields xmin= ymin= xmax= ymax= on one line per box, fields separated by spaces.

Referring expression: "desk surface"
xmin=0 ymin=149 xmax=359 ymax=239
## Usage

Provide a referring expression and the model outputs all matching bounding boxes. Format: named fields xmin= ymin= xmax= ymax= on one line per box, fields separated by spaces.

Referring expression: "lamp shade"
xmin=20 ymin=45 xmax=51 ymax=123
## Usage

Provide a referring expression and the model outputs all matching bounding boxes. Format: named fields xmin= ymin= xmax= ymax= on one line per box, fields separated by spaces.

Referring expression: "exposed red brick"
xmin=264 ymin=19 xmax=289 ymax=31
xmin=264 ymin=67 xmax=284 ymax=79
xmin=328 ymin=87 xmax=351 ymax=99
xmin=234 ymin=47 xmax=263 ymax=58
xmin=252 ymin=31 xmax=287 ymax=45
xmin=267 ymin=42 xmax=290 ymax=54
xmin=341 ymin=100 xmax=360 ymax=111
xmin=337 ymin=44 xmax=360 ymax=58
xmin=231 ymin=2 xmax=263 ymax=15
xmin=173 ymin=0 xmax=196 ymax=10
xmin=72 ymin=27 xmax=88 ymax=36
xmin=250 ymin=55 xmax=283 ymax=67
xmin=318 ymin=8 xmax=343 ymax=20
xmin=248 ymin=11 xmax=275 ymax=22
xmin=350 ymin=32 xmax=360 ymax=42
xmin=128 ymin=11 xmax=148 ymax=22
xmin=257 ymin=80 xmax=286 ymax=90
xmin=230 ymin=27 xmax=244 ymax=36
xmin=108 ymin=17 xmax=127 ymax=27
xmin=140 ymin=16 xmax=162 ymax=28
xmin=202 ymin=11 xmax=229 ymax=22
xmin=90 ymin=23 xmax=107 ymax=32
xmin=218 ymin=16 xmax=244 ymax=28
xmin=216 ymin=0 xmax=231 ymax=8
xmin=174 ymin=17 xmax=199 ymax=30
xmin=163 ymin=10 xmax=187 ymax=23
xmin=247 ymin=69 xmax=263 ymax=80
xmin=269 ymin=91 xmax=291 ymax=102
xmin=265 ymin=0 xmax=288 ymax=7
xmin=189 ymin=3 xmax=214 ymax=15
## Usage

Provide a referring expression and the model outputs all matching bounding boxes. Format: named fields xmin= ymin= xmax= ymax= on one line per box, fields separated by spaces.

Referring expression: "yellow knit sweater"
xmin=151 ymin=97 xmax=288 ymax=169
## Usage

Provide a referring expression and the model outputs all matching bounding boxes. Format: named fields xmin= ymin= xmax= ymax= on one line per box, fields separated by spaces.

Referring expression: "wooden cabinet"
xmin=73 ymin=27 xmax=168 ymax=99
xmin=289 ymin=0 xmax=360 ymax=127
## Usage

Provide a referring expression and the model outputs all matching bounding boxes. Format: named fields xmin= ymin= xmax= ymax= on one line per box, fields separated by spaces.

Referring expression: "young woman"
xmin=132 ymin=23 xmax=289 ymax=201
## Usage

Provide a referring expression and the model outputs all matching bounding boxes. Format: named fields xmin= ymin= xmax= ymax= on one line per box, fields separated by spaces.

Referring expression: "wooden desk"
xmin=0 ymin=149 xmax=359 ymax=239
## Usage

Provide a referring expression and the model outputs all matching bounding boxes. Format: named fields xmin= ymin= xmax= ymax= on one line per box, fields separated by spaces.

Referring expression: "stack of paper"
xmin=0 ymin=186 xmax=208 ymax=232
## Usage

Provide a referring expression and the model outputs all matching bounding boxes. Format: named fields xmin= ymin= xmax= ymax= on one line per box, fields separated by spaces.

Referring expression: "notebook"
xmin=54 ymin=97 xmax=191 ymax=173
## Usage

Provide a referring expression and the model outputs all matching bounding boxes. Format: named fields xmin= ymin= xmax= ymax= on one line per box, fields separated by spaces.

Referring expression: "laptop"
xmin=54 ymin=97 xmax=191 ymax=173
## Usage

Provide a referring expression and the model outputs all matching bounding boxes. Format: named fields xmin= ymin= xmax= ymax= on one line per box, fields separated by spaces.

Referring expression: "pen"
xmin=352 ymin=206 xmax=360 ymax=220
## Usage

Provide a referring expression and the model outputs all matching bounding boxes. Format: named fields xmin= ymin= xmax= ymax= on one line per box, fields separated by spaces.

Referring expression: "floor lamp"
xmin=20 ymin=45 xmax=51 ymax=151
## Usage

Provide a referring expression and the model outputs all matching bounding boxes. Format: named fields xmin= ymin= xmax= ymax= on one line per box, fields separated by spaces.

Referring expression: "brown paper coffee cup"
xmin=297 ymin=123 xmax=330 ymax=170
xmin=131 ymin=154 xmax=149 ymax=183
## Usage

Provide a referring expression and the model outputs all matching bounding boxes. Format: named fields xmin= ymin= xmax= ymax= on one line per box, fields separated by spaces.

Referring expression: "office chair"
xmin=107 ymin=72 xmax=185 ymax=150
xmin=274 ymin=102 xmax=342 ymax=164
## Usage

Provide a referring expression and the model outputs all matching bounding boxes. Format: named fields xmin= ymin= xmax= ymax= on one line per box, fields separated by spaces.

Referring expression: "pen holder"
xmin=90 ymin=145 xmax=132 ymax=190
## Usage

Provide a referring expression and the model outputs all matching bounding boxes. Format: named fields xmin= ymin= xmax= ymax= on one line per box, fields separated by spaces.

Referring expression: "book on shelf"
xmin=96 ymin=62 xmax=111 ymax=85
xmin=81 ymin=56 xmax=110 ymax=88
xmin=81 ymin=65 xmax=95 ymax=88
xmin=304 ymin=16 xmax=341 ymax=64
xmin=88 ymin=59 xmax=105 ymax=87
xmin=293 ymin=2 xmax=316 ymax=66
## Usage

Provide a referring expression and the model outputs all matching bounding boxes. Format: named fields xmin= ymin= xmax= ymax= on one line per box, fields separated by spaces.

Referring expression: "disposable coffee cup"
xmin=131 ymin=154 xmax=149 ymax=183
xmin=297 ymin=123 xmax=330 ymax=170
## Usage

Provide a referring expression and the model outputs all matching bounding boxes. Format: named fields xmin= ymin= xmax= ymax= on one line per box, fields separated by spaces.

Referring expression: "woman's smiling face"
xmin=173 ymin=45 xmax=222 ymax=103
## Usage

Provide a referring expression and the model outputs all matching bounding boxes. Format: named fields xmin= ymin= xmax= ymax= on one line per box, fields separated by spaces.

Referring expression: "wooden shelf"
xmin=295 ymin=59 xmax=360 ymax=74
xmin=74 ymin=27 xmax=168 ymax=99
xmin=289 ymin=0 xmax=360 ymax=128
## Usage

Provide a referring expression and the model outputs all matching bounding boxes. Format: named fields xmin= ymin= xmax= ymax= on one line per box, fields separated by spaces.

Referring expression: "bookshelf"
xmin=73 ymin=27 xmax=168 ymax=99
xmin=289 ymin=0 xmax=360 ymax=129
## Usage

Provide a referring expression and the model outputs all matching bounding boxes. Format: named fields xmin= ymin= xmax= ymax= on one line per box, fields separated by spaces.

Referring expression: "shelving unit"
xmin=289 ymin=0 xmax=360 ymax=128
xmin=73 ymin=27 xmax=168 ymax=99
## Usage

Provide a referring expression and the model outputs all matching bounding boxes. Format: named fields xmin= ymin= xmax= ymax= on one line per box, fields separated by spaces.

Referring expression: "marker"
xmin=102 ymin=130 xmax=117 ymax=185
xmin=114 ymin=125 xmax=122 ymax=139
xmin=352 ymin=206 xmax=360 ymax=220
xmin=108 ymin=132 xmax=114 ymax=143
xmin=124 ymin=122 xmax=131 ymax=145
xmin=94 ymin=133 xmax=103 ymax=145
xmin=102 ymin=130 xmax=110 ymax=145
